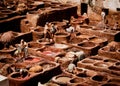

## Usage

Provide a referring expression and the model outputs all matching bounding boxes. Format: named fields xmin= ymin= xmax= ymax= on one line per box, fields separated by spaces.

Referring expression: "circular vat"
xmin=90 ymin=37 xmax=107 ymax=44
xmin=24 ymin=57 xmax=41 ymax=63
xmin=104 ymin=59 xmax=117 ymax=63
xmin=70 ymin=77 xmax=85 ymax=84
xmin=55 ymin=76 xmax=71 ymax=83
xmin=55 ymin=32 xmax=69 ymax=37
xmin=29 ymin=65 xmax=43 ymax=73
xmin=92 ymin=74 xmax=108 ymax=82
xmin=8 ymin=63 xmax=28 ymax=73
xmin=42 ymin=51 xmax=58 ymax=57
xmin=53 ymin=43 xmax=70 ymax=50
xmin=81 ymin=59 xmax=95 ymax=64
xmin=78 ymin=42 xmax=96 ymax=48
xmin=28 ymin=42 xmax=45 ymax=49
xmin=77 ymin=72 xmax=88 ymax=78
xmin=10 ymin=71 xmax=30 ymax=80
xmin=75 ymin=68 xmax=84 ymax=73
xmin=76 ymin=70 xmax=95 ymax=78
xmin=108 ymin=66 xmax=120 ymax=71
xmin=115 ymin=62 xmax=120 ymax=66
xmin=54 ymin=32 xmax=69 ymax=43
xmin=94 ymin=62 xmax=110 ymax=68
xmin=37 ymin=39 xmax=53 ymax=45
xmin=40 ymin=62 xmax=56 ymax=70
xmin=52 ymin=75 xmax=72 ymax=85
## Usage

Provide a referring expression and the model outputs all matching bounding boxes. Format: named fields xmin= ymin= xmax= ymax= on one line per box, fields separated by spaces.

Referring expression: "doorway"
xmin=81 ymin=3 xmax=88 ymax=15
xmin=102 ymin=8 xmax=109 ymax=15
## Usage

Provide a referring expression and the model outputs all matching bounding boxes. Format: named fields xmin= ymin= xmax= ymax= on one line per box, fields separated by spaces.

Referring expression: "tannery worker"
xmin=50 ymin=24 xmax=57 ymax=38
xmin=113 ymin=22 xmax=119 ymax=30
xmin=66 ymin=25 xmax=76 ymax=42
xmin=44 ymin=22 xmax=49 ymax=41
xmin=67 ymin=61 xmax=76 ymax=73
xmin=44 ymin=22 xmax=54 ymax=42
xmin=66 ymin=25 xmax=75 ymax=33
xmin=23 ymin=42 xmax=28 ymax=58
xmin=82 ymin=13 xmax=90 ymax=25
xmin=101 ymin=10 xmax=106 ymax=23
xmin=14 ymin=39 xmax=28 ymax=58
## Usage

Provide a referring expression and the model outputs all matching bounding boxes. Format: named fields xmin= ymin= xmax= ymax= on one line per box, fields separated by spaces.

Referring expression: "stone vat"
xmin=103 ymin=58 xmax=118 ymax=63
xmin=23 ymin=56 xmax=44 ymax=64
xmin=51 ymin=73 xmax=74 ymax=85
xmin=38 ymin=61 xmax=62 ymax=83
xmin=89 ymin=37 xmax=108 ymax=47
xmin=98 ymin=46 xmax=120 ymax=60
xmin=90 ymin=73 xmax=110 ymax=86
xmin=28 ymin=41 xmax=45 ymax=51
xmin=54 ymin=32 xmax=70 ymax=43
xmin=108 ymin=66 xmax=120 ymax=72
xmin=79 ymin=27 xmax=120 ymax=42
xmin=76 ymin=69 xmax=97 ymax=79
xmin=77 ymin=58 xmax=95 ymax=68
xmin=68 ymin=77 xmax=86 ymax=86
xmin=53 ymin=43 xmax=71 ymax=50
xmin=36 ymin=39 xmax=54 ymax=45
xmin=94 ymin=62 xmax=112 ymax=68
xmin=77 ymin=41 xmax=100 ymax=55
xmin=8 ymin=71 xmax=37 ymax=86
xmin=0 ymin=47 xmax=16 ymax=54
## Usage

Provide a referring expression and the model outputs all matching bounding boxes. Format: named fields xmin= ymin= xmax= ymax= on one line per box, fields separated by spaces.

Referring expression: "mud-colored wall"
xmin=75 ymin=0 xmax=120 ymax=24
xmin=103 ymin=0 xmax=120 ymax=12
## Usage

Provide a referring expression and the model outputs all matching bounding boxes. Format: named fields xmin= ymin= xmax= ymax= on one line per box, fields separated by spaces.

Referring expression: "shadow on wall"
xmin=0 ymin=16 xmax=25 ymax=33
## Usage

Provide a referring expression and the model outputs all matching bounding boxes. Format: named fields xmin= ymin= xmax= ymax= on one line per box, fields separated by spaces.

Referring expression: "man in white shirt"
xmin=101 ymin=11 xmax=106 ymax=22
xmin=67 ymin=61 xmax=76 ymax=73
xmin=44 ymin=22 xmax=49 ymax=41
xmin=66 ymin=25 xmax=75 ymax=33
